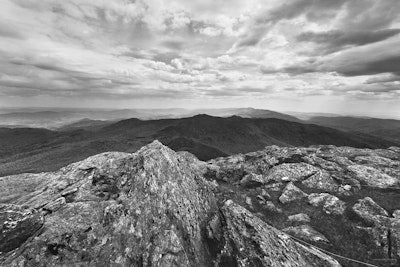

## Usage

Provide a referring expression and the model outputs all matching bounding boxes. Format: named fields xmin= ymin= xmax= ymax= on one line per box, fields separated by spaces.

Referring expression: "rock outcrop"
xmin=0 ymin=141 xmax=342 ymax=267
xmin=218 ymin=201 xmax=340 ymax=267
xmin=1 ymin=141 xmax=218 ymax=266
xmin=204 ymin=144 xmax=400 ymax=266
xmin=2 ymin=141 xmax=400 ymax=267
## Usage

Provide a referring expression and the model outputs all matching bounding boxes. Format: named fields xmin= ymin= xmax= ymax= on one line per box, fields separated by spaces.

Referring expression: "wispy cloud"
xmin=0 ymin=0 xmax=399 ymax=116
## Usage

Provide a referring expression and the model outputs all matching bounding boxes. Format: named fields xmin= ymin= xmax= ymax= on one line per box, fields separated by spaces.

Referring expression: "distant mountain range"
xmin=0 ymin=107 xmax=301 ymax=128
xmin=0 ymin=114 xmax=398 ymax=176
xmin=1 ymin=107 xmax=399 ymax=142
xmin=306 ymin=116 xmax=400 ymax=143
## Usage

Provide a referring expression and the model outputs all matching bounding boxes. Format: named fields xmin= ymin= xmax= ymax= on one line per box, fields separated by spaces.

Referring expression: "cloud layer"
xmin=0 ymin=0 xmax=399 ymax=116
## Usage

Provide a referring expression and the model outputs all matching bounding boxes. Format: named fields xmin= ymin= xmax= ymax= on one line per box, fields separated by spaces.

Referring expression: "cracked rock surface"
xmin=0 ymin=141 xmax=341 ymax=267
xmin=2 ymin=142 xmax=400 ymax=266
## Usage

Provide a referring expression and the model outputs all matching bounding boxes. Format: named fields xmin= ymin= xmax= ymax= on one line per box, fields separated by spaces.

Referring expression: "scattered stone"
xmin=266 ymin=163 xmax=319 ymax=183
xmin=260 ymin=189 xmax=271 ymax=200
xmin=347 ymin=165 xmax=398 ymax=188
xmin=303 ymin=155 xmax=342 ymax=171
xmin=264 ymin=182 xmax=284 ymax=192
xmin=308 ymin=193 xmax=346 ymax=216
xmin=245 ymin=196 xmax=254 ymax=210
xmin=354 ymin=155 xmax=398 ymax=167
xmin=352 ymin=197 xmax=389 ymax=225
xmin=288 ymin=213 xmax=311 ymax=224
xmin=302 ymin=170 xmax=339 ymax=192
xmin=256 ymin=195 xmax=266 ymax=204
xmin=220 ymin=201 xmax=340 ymax=267
xmin=342 ymin=184 xmax=352 ymax=191
xmin=393 ymin=210 xmax=400 ymax=219
xmin=264 ymin=201 xmax=282 ymax=213
xmin=283 ymin=225 xmax=330 ymax=245
xmin=206 ymin=213 xmax=222 ymax=241
xmin=239 ymin=173 xmax=264 ymax=188
xmin=279 ymin=182 xmax=308 ymax=204
xmin=2 ymin=140 xmax=400 ymax=266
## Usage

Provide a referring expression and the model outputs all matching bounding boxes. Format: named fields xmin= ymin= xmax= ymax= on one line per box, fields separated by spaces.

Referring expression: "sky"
xmin=0 ymin=0 xmax=400 ymax=118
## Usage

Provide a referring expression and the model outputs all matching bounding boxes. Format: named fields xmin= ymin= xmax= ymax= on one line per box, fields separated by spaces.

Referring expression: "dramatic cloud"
xmin=0 ymin=0 xmax=399 ymax=117
xmin=296 ymin=29 xmax=400 ymax=54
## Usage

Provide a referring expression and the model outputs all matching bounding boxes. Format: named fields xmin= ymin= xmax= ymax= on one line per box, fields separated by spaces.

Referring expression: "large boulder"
xmin=279 ymin=182 xmax=308 ymax=204
xmin=1 ymin=141 xmax=218 ymax=267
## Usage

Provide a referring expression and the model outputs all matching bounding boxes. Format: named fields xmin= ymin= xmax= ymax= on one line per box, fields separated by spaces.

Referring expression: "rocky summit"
xmin=1 ymin=141 xmax=400 ymax=266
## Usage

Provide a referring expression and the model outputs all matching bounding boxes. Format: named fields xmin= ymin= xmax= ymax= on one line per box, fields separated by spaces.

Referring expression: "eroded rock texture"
xmin=0 ymin=141 xmax=341 ymax=267
xmin=207 ymin=144 xmax=400 ymax=266
xmin=1 ymin=141 xmax=218 ymax=266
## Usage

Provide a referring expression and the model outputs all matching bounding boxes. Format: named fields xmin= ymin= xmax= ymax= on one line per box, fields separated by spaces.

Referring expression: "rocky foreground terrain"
xmin=1 ymin=141 xmax=400 ymax=266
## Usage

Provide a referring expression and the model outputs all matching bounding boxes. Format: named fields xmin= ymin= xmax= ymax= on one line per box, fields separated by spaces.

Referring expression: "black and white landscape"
xmin=1 ymin=1 xmax=400 ymax=266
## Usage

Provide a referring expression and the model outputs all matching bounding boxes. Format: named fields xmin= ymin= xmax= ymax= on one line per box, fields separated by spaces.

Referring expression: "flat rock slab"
xmin=347 ymin=165 xmax=398 ymax=188
xmin=266 ymin=163 xmax=319 ymax=183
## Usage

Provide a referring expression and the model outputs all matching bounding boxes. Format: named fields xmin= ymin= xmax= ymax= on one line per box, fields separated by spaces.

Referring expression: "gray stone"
xmin=288 ymin=213 xmax=311 ymax=224
xmin=266 ymin=163 xmax=319 ymax=183
xmin=283 ymin=225 xmax=330 ymax=245
xmin=220 ymin=201 xmax=340 ymax=267
xmin=308 ymin=193 xmax=346 ymax=216
xmin=302 ymin=170 xmax=339 ymax=192
xmin=239 ymin=173 xmax=265 ymax=188
xmin=279 ymin=182 xmax=308 ymax=204
xmin=352 ymin=197 xmax=389 ymax=225
xmin=347 ymin=165 xmax=398 ymax=188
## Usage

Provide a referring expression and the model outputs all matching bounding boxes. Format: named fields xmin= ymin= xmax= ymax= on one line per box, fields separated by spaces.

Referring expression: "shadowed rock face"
xmin=0 ymin=205 xmax=44 ymax=253
xmin=0 ymin=141 xmax=340 ymax=267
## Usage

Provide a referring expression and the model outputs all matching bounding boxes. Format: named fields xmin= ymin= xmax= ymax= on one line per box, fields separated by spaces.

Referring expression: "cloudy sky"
xmin=0 ymin=0 xmax=400 ymax=117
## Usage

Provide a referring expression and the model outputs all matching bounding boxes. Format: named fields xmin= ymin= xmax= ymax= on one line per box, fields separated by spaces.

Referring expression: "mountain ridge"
xmin=0 ymin=115 xmax=398 ymax=177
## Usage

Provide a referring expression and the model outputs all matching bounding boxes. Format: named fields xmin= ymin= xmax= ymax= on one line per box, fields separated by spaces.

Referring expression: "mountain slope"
xmin=0 ymin=115 xmax=397 ymax=176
